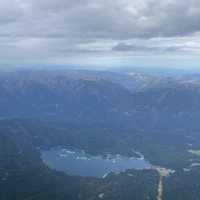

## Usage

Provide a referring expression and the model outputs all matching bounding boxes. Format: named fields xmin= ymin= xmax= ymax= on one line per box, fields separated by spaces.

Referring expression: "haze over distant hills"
xmin=0 ymin=69 xmax=200 ymax=130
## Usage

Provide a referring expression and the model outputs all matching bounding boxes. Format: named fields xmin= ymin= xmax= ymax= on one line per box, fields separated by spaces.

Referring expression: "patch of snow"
xmin=102 ymin=173 xmax=108 ymax=179
xmin=76 ymin=156 xmax=88 ymax=160
xmin=127 ymin=173 xmax=134 ymax=177
xmin=190 ymin=163 xmax=200 ymax=167
xmin=183 ymin=168 xmax=191 ymax=172
xmin=112 ymin=159 xmax=117 ymax=164
xmin=59 ymin=154 xmax=68 ymax=157
xmin=62 ymin=149 xmax=76 ymax=154
xmin=98 ymin=193 xmax=104 ymax=199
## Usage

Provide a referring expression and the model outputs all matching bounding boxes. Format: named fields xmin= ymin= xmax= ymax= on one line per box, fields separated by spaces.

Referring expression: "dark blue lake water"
xmin=41 ymin=148 xmax=151 ymax=177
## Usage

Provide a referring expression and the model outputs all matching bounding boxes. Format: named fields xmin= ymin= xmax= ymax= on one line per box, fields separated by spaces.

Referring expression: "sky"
xmin=1 ymin=0 xmax=200 ymax=70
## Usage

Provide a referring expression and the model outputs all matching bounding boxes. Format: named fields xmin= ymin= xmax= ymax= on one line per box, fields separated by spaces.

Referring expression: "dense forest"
xmin=0 ymin=119 xmax=158 ymax=200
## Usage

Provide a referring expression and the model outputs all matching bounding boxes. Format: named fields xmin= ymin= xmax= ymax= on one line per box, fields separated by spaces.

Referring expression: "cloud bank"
xmin=1 ymin=0 xmax=200 ymax=67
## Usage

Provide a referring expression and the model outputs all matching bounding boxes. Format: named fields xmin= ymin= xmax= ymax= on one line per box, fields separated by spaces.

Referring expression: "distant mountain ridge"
xmin=0 ymin=69 xmax=200 ymax=129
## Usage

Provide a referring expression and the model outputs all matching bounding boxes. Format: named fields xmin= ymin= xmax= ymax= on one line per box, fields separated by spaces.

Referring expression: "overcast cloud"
xmin=1 ymin=0 xmax=200 ymax=67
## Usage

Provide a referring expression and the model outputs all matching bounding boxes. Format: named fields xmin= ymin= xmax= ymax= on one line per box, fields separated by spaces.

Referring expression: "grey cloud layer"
xmin=0 ymin=0 xmax=200 ymax=64
xmin=1 ymin=0 xmax=200 ymax=38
